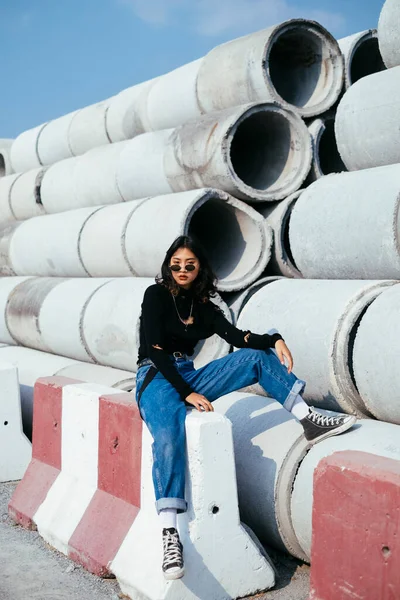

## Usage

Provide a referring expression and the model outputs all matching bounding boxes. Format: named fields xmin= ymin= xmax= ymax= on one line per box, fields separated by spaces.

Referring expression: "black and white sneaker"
xmin=162 ymin=527 xmax=184 ymax=580
xmin=301 ymin=408 xmax=357 ymax=445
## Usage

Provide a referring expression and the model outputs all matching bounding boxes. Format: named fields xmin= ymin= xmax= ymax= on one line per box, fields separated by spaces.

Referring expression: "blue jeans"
xmin=135 ymin=348 xmax=305 ymax=514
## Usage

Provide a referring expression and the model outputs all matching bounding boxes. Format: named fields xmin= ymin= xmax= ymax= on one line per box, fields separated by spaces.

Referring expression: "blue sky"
xmin=0 ymin=0 xmax=386 ymax=138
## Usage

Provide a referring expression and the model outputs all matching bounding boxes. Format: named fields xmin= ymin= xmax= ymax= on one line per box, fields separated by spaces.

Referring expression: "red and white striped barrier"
xmin=9 ymin=377 xmax=275 ymax=599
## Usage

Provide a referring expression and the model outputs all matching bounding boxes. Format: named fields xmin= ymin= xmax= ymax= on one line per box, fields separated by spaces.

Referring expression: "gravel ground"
xmin=0 ymin=481 xmax=309 ymax=600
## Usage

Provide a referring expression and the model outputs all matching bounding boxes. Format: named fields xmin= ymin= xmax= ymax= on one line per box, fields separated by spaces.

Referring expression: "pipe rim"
xmin=265 ymin=20 xmax=344 ymax=118
xmin=344 ymin=30 xmax=385 ymax=88
xmin=226 ymin=103 xmax=312 ymax=202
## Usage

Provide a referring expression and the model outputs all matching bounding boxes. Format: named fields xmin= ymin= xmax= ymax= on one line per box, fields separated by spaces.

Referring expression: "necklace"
xmin=172 ymin=295 xmax=194 ymax=331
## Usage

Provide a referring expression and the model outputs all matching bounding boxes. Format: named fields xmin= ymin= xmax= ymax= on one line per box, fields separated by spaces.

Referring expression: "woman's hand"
xmin=185 ymin=392 xmax=214 ymax=412
xmin=275 ymin=339 xmax=294 ymax=374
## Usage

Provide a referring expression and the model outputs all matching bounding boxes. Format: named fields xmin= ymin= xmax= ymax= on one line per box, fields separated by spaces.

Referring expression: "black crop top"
xmin=137 ymin=283 xmax=283 ymax=400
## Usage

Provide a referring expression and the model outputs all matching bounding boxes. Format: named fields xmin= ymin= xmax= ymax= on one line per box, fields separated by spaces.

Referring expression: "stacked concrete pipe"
xmin=236 ymin=278 xmax=398 ymax=415
xmin=258 ymin=191 xmax=303 ymax=278
xmin=339 ymin=30 xmax=385 ymax=89
xmin=335 ymin=67 xmax=400 ymax=170
xmin=353 ymin=284 xmax=400 ymax=425
xmin=378 ymin=0 xmax=400 ymax=68
xmin=0 ymin=189 xmax=271 ymax=292
xmin=306 ymin=113 xmax=346 ymax=183
xmin=39 ymin=103 xmax=312 ymax=207
xmin=0 ymin=139 xmax=14 ymax=177
xmin=0 ymin=277 xmax=230 ymax=372
xmin=0 ymin=169 xmax=47 ymax=227
xmin=288 ymin=165 xmax=400 ymax=280
xmin=9 ymin=101 xmax=113 ymax=173
xmin=214 ymin=392 xmax=400 ymax=563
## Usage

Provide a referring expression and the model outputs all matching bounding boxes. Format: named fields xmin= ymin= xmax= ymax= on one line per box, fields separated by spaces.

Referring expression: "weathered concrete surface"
xmin=309 ymin=451 xmax=400 ymax=600
xmin=236 ymin=278 xmax=397 ymax=414
xmin=339 ymin=30 xmax=385 ymax=88
xmin=0 ymin=480 xmax=310 ymax=600
xmin=289 ymin=166 xmax=400 ymax=280
xmin=378 ymin=0 xmax=400 ymax=68
xmin=353 ymin=284 xmax=400 ymax=425
xmin=335 ymin=67 xmax=400 ymax=170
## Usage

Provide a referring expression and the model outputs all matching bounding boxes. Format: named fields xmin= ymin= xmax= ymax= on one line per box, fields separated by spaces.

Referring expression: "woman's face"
xmin=169 ymin=247 xmax=200 ymax=289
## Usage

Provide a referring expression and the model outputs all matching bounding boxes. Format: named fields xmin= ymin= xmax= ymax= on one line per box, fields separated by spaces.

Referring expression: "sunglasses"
xmin=170 ymin=264 xmax=197 ymax=272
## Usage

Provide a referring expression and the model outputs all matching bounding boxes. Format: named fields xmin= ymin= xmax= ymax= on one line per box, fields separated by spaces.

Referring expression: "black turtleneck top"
xmin=137 ymin=283 xmax=283 ymax=400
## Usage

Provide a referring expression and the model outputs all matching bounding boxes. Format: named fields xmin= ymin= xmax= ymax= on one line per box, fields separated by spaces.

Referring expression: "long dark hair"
xmin=156 ymin=236 xmax=217 ymax=301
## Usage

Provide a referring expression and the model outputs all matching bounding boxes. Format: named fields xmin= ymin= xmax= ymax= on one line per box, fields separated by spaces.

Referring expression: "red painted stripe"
xmin=69 ymin=489 xmax=139 ymax=576
xmin=97 ymin=393 xmax=142 ymax=507
xmin=33 ymin=377 xmax=79 ymax=468
xmin=8 ymin=459 xmax=60 ymax=528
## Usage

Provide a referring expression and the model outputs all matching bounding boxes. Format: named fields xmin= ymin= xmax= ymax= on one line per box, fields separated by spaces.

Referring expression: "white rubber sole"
xmin=163 ymin=566 xmax=185 ymax=580
xmin=307 ymin=415 xmax=357 ymax=446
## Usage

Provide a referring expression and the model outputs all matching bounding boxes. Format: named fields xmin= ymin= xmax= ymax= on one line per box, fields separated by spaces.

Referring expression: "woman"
xmin=136 ymin=236 xmax=356 ymax=580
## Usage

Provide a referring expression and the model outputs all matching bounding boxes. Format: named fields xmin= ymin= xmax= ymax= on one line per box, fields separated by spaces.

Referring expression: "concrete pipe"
xmin=0 ymin=174 xmax=19 ymax=226
xmin=197 ymin=20 xmax=344 ymax=119
xmin=237 ymin=278 xmax=397 ymax=415
xmin=7 ymin=206 xmax=101 ymax=277
xmin=291 ymin=419 xmax=400 ymax=561
xmin=258 ymin=191 xmax=303 ymax=278
xmin=335 ymin=67 xmax=400 ymax=171
xmin=68 ymin=101 xmax=112 ymax=156
xmin=306 ymin=113 xmax=346 ymax=183
xmin=40 ymin=142 xmax=128 ymax=214
xmin=0 ymin=139 xmax=14 ymax=177
xmin=289 ymin=165 xmax=400 ymax=279
xmin=2 ymin=189 xmax=272 ymax=292
xmin=339 ymin=30 xmax=385 ymax=89
xmin=10 ymin=124 xmax=46 ymax=173
xmin=353 ymin=284 xmax=400 ymax=425
xmin=0 ymin=277 xmax=33 ymax=344
xmin=9 ymin=168 xmax=47 ymax=221
xmin=117 ymin=103 xmax=312 ymax=203
xmin=378 ymin=0 xmax=400 ymax=68
xmin=1 ymin=277 xmax=230 ymax=372
xmin=223 ymin=277 xmax=282 ymax=324
xmin=36 ymin=111 xmax=79 ymax=166
xmin=105 ymin=79 xmax=158 ymax=143
xmin=214 ymin=392 xmax=309 ymax=560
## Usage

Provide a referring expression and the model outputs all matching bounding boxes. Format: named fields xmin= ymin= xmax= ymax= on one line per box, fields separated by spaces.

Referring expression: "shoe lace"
xmin=309 ymin=410 xmax=343 ymax=427
xmin=163 ymin=531 xmax=182 ymax=566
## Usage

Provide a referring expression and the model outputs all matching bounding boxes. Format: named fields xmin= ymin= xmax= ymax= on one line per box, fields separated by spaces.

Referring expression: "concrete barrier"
xmin=0 ymin=362 xmax=31 ymax=482
xmin=339 ymin=30 xmax=385 ymax=89
xmin=236 ymin=278 xmax=398 ymax=414
xmin=9 ymin=378 xmax=276 ymax=599
xmin=353 ymin=284 xmax=400 ymax=425
xmin=0 ymin=139 xmax=14 ymax=177
xmin=306 ymin=113 xmax=346 ymax=183
xmin=309 ymin=451 xmax=400 ymax=599
xmin=259 ymin=191 xmax=303 ymax=278
xmin=214 ymin=392 xmax=309 ymax=561
xmin=289 ymin=166 xmax=400 ymax=279
xmin=291 ymin=419 xmax=400 ymax=561
xmin=378 ymin=0 xmax=400 ymax=68
xmin=1 ymin=189 xmax=271 ymax=292
xmin=335 ymin=67 xmax=400 ymax=171
xmin=0 ymin=277 xmax=231 ymax=372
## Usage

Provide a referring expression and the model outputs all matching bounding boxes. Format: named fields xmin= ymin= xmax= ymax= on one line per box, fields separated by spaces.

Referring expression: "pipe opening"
xmin=230 ymin=111 xmax=293 ymax=192
xmin=347 ymin=305 xmax=369 ymax=393
xmin=189 ymin=197 xmax=262 ymax=284
xmin=318 ymin=119 xmax=347 ymax=175
xmin=0 ymin=154 xmax=5 ymax=178
xmin=282 ymin=206 xmax=299 ymax=271
xmin=350 ymin=37 xmax=386 ymax=86
xmin=268 ymin=29 xmax=324 ymax=108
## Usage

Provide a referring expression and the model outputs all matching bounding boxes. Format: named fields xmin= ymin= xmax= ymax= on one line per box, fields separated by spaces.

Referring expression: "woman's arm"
xmin=211 ymin=303 xmax=283 ymax=349
xmin=141 ymin=286 xmax=194 ymax=400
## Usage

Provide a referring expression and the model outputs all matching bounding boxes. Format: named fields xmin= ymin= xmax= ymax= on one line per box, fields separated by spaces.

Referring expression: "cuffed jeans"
xmin=135 ymin=348 xmax=305 ymax=514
